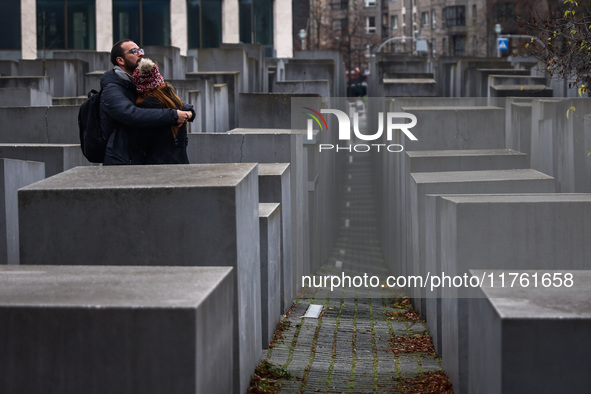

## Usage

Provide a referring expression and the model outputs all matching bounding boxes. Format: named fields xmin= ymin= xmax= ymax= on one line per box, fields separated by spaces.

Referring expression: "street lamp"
xmin=299 ymin=29 xmax=307 ymax=51
xmin=495 ymin=24 xmax=502 ymax=57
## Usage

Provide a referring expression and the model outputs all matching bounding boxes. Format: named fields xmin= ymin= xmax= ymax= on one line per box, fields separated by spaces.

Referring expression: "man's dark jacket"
xmin=100 ymin=69 xmax=191 ymax=165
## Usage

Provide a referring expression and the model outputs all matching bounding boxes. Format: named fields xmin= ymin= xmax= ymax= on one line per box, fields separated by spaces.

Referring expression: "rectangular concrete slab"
xmin=259 ymin=163 xmax=292 ymax=313
xmin=259 ymin=203 xmax=282 ymax=348
xmin=437 ymin=194 xmax=591 ymax=394
xmin=469 ymin=269 xmax=591 ymax=393
xmin=188 ymin=131 xmax=308 ymax=305
xmin=0 ymin=265 xmax=234 ymax=394
xmin=1 ymin=159 xmax=45 ymax=265
xmin=409 ymin=169 xmax=555 ymax=316
xmin=18 ymin=164 xmax=261 ymax=394
xmin=0 ymin=143 xmax=89 ymax=177
xmin=406 ymin=149 xmax=528 ymax=173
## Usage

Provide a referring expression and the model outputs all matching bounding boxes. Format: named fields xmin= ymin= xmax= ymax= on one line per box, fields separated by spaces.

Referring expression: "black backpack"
xmin=78 ymin=89 xmax=108 ymax=163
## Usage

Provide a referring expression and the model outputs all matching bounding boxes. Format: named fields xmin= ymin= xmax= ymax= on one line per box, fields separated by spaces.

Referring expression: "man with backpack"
xmin=99 ymin=40 xmax=194 ymax=165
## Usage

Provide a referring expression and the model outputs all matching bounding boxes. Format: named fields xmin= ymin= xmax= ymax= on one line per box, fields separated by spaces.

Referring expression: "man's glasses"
xmin=125 ymin=47 xmax=144 ymax=56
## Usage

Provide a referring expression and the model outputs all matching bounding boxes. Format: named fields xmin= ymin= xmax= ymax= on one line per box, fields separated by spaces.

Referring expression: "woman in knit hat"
xmin=132 ymin=58 xmax=193 ymax=164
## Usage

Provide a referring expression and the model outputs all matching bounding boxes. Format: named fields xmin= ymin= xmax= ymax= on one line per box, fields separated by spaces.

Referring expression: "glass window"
xmin=188 ymin=0 xmax=222 ymax=49
xmin=391 ymin=15 xmax=398 ymax=30
xmin=444 ymin=6 xmax=465 ymax=27
xmin=1 ymin=0 xmax=21 ymax=50
xmin=431 ymin=9 xmax=436 ymax=28
xmin=421 ymin=12 xmax=428 ymax=27
xmin=68 ymin=0 xmax=96 ymax=49
xmin=37 ymin=0 xmax=95 ymax=50
xmin=240 ymin=0 xmax=273 ymax=46
xmin=453 ymin=35 xmax=465 ymax=56
xmin=113 ymin=0 xmax=170 ymax=46
xmin=365 ymin=16 xmax=376 ymax=33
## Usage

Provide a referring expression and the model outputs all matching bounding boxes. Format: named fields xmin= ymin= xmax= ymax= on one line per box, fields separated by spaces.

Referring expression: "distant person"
xmin=100 ymin=39 xmax=194 ymax=165
xmin=132 ymin=58 xmax=191 ymax=164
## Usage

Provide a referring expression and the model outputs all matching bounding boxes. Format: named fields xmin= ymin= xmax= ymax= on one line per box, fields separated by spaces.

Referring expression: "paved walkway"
xmin=255 ymin=150 xmax=448 ymax=393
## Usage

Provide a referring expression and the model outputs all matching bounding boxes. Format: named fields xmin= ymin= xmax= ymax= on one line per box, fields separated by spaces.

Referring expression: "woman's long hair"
xmin=136 ymin=84 xmax=184 ymax=138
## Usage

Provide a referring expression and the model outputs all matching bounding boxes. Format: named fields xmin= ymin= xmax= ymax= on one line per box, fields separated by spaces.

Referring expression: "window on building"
xmin=1 ymin=0 xmax=21 ymax=50
xmin=391 ymin=15 xmax=398 ymax=30
xmin=364 ymin=0 xmax=376 ymax=7
xmin=366 ymin=16 xmax=376 ymax=33
xmin=113 ymin=0 xmax=170 ymax=47
xmin=431 ymin=39 xmax=436 ymax=55
xmin=493 ymin=2 xmax=515 ymax=23
xmin=187 ymin=0 xmax=222 ymax=49
xmin=332 ymin=0 xmax=348 ymax=9
xmin=421 ymin=12 xmax=428 ymax=27
xmin=472 ymin=4 xmax=477 ymax=22
xmin=431 ymin=9 xmax=436 ymax=28
xmin=37 ymin=0 xmax=96 ymax=50
xmin=333 ymin=19 xmax=342 ymax=32
xmin=443 ymin=6 xmax=465 ymax=27
xmin=239 ymin=0 xmax=273 ymax=47
xmin=452 ymin=35 xmax=465 ymax=56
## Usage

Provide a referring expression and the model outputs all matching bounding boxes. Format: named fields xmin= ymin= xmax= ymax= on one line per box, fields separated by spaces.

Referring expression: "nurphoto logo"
xmin=302 ymin=105 xmax=418 ymax=153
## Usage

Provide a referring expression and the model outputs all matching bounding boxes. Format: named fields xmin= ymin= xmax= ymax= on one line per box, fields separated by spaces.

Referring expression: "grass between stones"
xmin=250 ymin=294 xmax=454 ymax=393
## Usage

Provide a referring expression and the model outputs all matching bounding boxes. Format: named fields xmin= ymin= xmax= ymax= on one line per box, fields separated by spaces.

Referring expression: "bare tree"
xmin=521 ymin=0 xmax=591 ymax=92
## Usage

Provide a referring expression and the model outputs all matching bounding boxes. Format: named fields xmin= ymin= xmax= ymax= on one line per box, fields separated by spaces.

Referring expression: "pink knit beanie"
xmin=133 ymin=58 xmax=165 ymax=94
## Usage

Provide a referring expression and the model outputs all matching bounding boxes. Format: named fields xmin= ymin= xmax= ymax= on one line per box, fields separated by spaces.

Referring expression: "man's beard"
xmin=123 ymin=57 xmax=139 ymax=72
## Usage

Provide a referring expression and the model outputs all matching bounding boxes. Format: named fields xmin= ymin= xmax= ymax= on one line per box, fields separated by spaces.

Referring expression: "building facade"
xmin=0 ymin=0 xmax=293 ymax=60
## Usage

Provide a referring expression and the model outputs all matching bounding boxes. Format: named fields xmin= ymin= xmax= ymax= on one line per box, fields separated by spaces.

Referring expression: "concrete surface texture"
xmin=0 ymin=265 xmax=234 ymax=394
xmin=0 ymin=143 xmax=89 ymax=177
xmin=469 ymin=269 xmax=591 ymax=393
xmin=258 ymin=163 xmax=293 ymax=313
xmin=437 ymin=194 xmax=591 ymax=393
xmin=0 ymin=158 xmax=45 ymax=265
xmin=259 ymin=202 xmax=282 ymax=348
xmin=18 ymin=163 xmax=261 ymax=394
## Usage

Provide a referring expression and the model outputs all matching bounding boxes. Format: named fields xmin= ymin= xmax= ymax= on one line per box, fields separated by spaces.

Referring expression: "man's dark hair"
xmin=110 ymin=39 xmax=132 ymax=66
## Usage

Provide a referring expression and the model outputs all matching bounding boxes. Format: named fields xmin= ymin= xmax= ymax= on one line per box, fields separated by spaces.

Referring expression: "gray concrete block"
xmin=487 ymin=74 xmax=547 ymax=97
xmin=197 ymin=48 xmax=249 ymax=93
xmin=469 ymin=269 xmax=591 ymax=393
xmin=436 ymin=194 xmax=591 ymax=393
xmin=176 ymin=77 xmax=215 ymax=132
xmin=187 ymin=131 xmax=308 ymax=304
xmin=0 ymin=144 xmax=89 ymax=177
xmin=274 ymin=80 xmax=331 ymax=97
xmin=489 ymin=84 xmax=553 ymax=100
xmin=259 ymin=203 xmax=282 ymax=348
xmin=410 ymin=170 xmax=556 ymax=319
xmin=383 ymin=77 xmax=437 ymax=97
xmin=0 ymin=88 xmax=53 ymax=106
xmin=214 ymin=83 xmax=230 ymax=132
xmin=53 ymin=50 xmax=111 ymax=73
xmin=0 ymin=76 xmax=53 ymax=95
xmin=0 ymin=265 xmax=234 ymax=394
xmin=385 ymin=105 xmax=506 ymax=297
xmin=553 ymin=99 xmax=591 ymax=193
xmin=18 ymin=59 xmax=87 ymax=97
xmin=220 ymin=43 xmax=267 ymax=92
xmin=505 ymin=100 xmax=533 ymax=161
xmin=406 ymin=149 xmax=528 ymax=174
xmin=186 ymin=72 xmax=240 ymax=129
xmin=259 ymin=163 xmax=292 ymax=314
xmin=476 ymin=68 xmax=529 ymax=97
xmin=284 ymin=59 xmax=335 ymax=96
xmin=0 ymin=159 xmax=45 ymax=265
xmin=0 ymin=106 xmax=80 ymax=144
xmin=238 ymin=93 xmax=320 ymax=129
xmin=18 ymin=164 xmax=261 ymax=394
